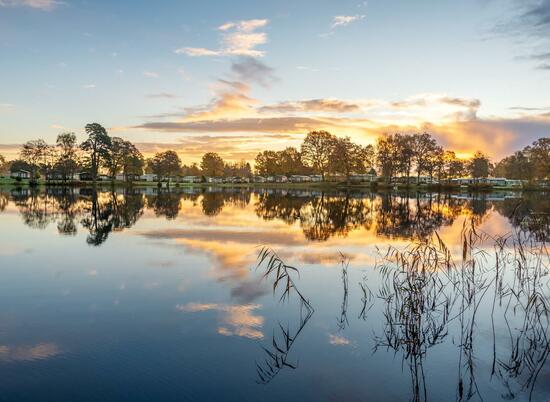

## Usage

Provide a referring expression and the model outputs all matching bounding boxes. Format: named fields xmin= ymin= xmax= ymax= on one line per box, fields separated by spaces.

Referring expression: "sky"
xmin=1 ymin=0 xmax=550 ymax=162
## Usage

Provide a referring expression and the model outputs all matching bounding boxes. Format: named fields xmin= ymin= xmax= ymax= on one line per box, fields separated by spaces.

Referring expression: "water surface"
xmin=0 ymin=187 xmax=548 ymax=402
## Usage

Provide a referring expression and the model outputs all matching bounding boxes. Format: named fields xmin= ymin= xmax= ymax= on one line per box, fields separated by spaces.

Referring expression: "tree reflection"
xmin=12 ymin=188 xmax=59 ymax=229
xmin=254 ymin=191 xmax=483 ymax=241
xmin=202 ymin=189 xmax=251 ymax=216
xmin=494 ymin=193 xmax=550 ymax=242
xmin=0 ymin=192 xmax=8 ymax=212
xmin=81 ymin=189 xmax=144 ymax=246
xmin=147 ymin=190 xmax=181 ymax=220
xmin=1 ymin=188 xmax=547 ymax=248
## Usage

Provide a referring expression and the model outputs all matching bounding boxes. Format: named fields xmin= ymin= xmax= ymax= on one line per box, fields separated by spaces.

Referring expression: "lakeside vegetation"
xmin=0 ymin=123 xmax=548 ymax=190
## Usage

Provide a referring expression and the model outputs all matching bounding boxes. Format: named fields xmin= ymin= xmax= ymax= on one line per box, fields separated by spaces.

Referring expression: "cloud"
xmin=390 ymin=94 xmax=480 ymax=110
xmin=0 ymin=0 xmax=60 ymax=10
xmin=331 ymin=14 xmax=365 ymax=29
xmin=136 ymin=93 xmax=482 ymax=134
xmin=370 ymin=115 xmax=550 ymax=159
xmin=134 ymin=113 xmax=550 ymax=160
xmin=176 ymin=47 xmax=220 ymax=56
xmin=493 ymin=0 xmax=550 ymax=69
xmin=389 ymin=94 xmax=481 ymax=120
xmin=525 ymin=52 xmax=550 ymax=61
xmin=183 ymin=79 xmax=258 ymax=121
xmin=260 ymin=98 xmax=362 ymax=114
xmin=513 ymin=0 xmax=550 ymax=36
xmin=175 ymin=19 xmax=269 ymax=57
xmin=143 ymin=71 xmax=159 ymax=78
xmin=230 ymin=57 xmax=277 ymax=88
xmin=83 ymin=84 xmax=96 ymax=89
xmin=135 ymin=116 xmax=331 ymax=133
xmin=509 ymin=105 xmax=550 ymax=111
xmin=146 ymin=92 xmax=178 ymax=99
xmin=0 ymin=103 xmax=14 ymax=109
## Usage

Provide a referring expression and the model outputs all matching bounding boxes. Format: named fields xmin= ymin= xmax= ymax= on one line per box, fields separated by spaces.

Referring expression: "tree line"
xmin=254 ymin=130 xmax=548 ymax=183
xmin=1 ymin=123 xmax=548 ymax=184
xmin=7 ymin=123 xmax=145 ymax=183
xmin=1 ymin=123 xmax=253 ymax=184
xmin=492 ymin=138 xmax=549 ymax=181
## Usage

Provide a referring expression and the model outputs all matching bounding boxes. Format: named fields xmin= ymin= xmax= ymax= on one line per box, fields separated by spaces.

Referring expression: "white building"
xmin=289 ymin=175 xmax=312 ymax=183
xmin=140 ymin=174 xmax=158 ymax=182
xmin=182 ymin=176 xmax=202 ymax=183
xmin=11 ymin=169 xmax=31 ymax=179
xmin=207 ymin=177 xmax=223 ymax=184
xmin=309 ymin=175 xmax=323 ymax=182
xmin=253 ymin=176 xmax=267 ymax=183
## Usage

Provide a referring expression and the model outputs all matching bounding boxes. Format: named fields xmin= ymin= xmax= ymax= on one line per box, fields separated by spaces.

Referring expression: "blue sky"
xmin=1 ymin=0 xmax=549 ymax=161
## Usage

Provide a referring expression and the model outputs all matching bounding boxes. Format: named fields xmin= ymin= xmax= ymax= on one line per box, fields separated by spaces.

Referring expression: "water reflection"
xmin=2 ymin=187 xmax=546 ymax=246
xmin=254 ymin=222 xmax=549 ymax=401
xmin=0 ymin=186 xmax=549 ymax=401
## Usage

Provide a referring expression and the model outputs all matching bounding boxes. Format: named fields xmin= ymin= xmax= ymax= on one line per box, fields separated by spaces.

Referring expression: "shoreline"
xmin=0 ymin=178 xmax=546 ymax=192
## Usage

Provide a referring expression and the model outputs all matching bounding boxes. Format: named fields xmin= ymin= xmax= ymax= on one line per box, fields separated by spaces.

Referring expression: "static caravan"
xmin=11 ymin=169 xmax=31 ymax=179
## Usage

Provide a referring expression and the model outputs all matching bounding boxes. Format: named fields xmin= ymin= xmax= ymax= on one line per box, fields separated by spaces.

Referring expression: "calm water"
xmin=0 ymin=187 xmax=548 ymax=402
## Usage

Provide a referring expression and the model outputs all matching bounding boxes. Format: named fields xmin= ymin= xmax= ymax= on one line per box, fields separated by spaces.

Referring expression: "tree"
xmin=301 ymin=130 xmax=336 ymax=180
xmin=468 ymin=151 xmax=490 ymax=179
xmin=376 ymin=134 xmax=400 ymax=183
xmin=493 ymin=151 xmax=533 ymax=180
xmin=103 ymin=137 xmax=142 ymax=180
xmin=492 ymin=137 xmax=549 ymax=182
xmin=104 ymin=137 xmax=126 ymax=179
xmin=444 ymin=151 xmax=465 ymax=179
xmin=182 ymin=163 xmax=201 ymax=176
xmin=200 ymin=152 xmax=225 ymax=177
xmin=121 ymin=145 xmax=144 ymax=180
xmin=147 ymin=150 xmax=181 ymax=185
xmin=329 ymin=137 xmax=371 ymax=184
xmin=9 ymin=159 xmax=33 ymax=175
xmin=529 ymin=138 xmax=549 ymax=180
xmin=55 ymin=132 xmax=79 ymax=181
xmin=81 ymin=123 xmax=111 ymax=182
xmin=394 ymin=134 xmax=415 ymax=184
xmin=279 ymin=147 xmax=306 ymax=175
xmin=255 ymin=150 xmax=280 ymax=175
xmin=20 ymin=139 xmax=50 ymax=181
xmin=0 ymin=154 xmax=7 ymax=175
xmin=427 ymin=146 xmax=444 ymax=181
xmin=412 ymin=133 xmax=437 ymax=181
xmin=224 ymin=160 xmax=252 ymax=177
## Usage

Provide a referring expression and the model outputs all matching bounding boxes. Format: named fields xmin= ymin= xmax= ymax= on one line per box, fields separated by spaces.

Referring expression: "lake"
xmin=0 ymin=186 xmax=548 ymax=402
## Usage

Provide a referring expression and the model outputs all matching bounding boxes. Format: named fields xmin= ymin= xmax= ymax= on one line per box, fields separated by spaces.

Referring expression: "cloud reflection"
xmin=176 ymin=302 xmax=264 ymax=339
